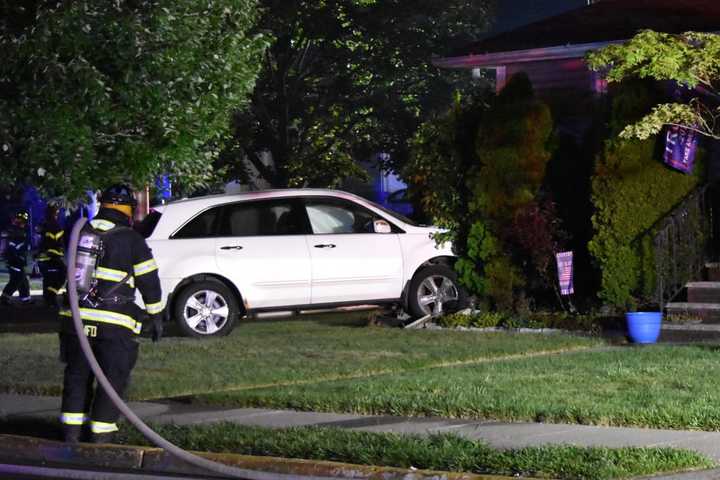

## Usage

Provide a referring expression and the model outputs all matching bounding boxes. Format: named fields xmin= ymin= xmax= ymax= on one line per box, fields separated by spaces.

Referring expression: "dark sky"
xmin=489 ymin=0 xmax=587 ymax=34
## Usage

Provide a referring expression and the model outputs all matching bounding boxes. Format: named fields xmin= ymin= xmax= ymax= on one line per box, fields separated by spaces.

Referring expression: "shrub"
xmin=438 ymin=311 xmax=507 ymax=328
xmin=437 ymin=311 xmax=600 ymax=332
xmin=589 ymin=81 xmax=704 ymax=309
xmin=405 ymin=73 xmax=560 ymax=312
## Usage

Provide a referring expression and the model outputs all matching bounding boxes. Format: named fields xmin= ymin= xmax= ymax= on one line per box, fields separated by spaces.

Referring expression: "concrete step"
xmin=665 ymin=302 xmax=720 ymax=323
xmin=661 ymin=322 xmax=720 ymax=343
xmin=706 ymin=262 xmax=720 ymax=281
xmin=687 ymin=281 xmax=720 ymax=303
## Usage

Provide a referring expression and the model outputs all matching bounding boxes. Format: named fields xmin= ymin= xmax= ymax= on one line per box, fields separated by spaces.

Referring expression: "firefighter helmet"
xmin=14 ymin=210 xmax=29 ymax=223
xmin=99 ymin=185 xmax=137 ymax=207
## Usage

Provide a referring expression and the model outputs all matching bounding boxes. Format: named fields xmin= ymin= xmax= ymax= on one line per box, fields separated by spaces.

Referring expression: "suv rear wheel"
xmin=407 ymin=265 xmax=466 ymax=318
xmin=174 ymin=279 xmax=239 ymax=337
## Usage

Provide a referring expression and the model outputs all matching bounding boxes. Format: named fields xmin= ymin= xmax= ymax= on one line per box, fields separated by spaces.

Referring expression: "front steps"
xmin=663 ymin=264 xmax=720 ymax=339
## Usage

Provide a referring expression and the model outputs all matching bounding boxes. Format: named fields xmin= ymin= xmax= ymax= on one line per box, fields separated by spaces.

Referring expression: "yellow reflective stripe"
xmin=90 ymin=421 xmax=119 ymax=434
xmin=48 ymin=287 xmax=61 ymax=294
xmin=95 ymin=267 xmax=126 ymax=282
xmin=81 ymin=308 xmax=142 ymax=334
xmin=95 ymin=267 xmax=135 ymax=288
xmin=90 ymin=219 xmax=115 ymax=231
xmin=59 ymin=308 xmax=142 ymax=334
xmin=60 ymin=412 xmax=89 ymax=425
xmin=37 ymin=254 xmax=50 ymax=261
xmin=133 ymin=258 xmax=158 ymax=276
xmin=48 ymin=248 xmax=64 ymax=256
xmin=46 ymin=231 xmax=64 ymax=240
xmin=145 ymin=300 xmax=164 ymax=315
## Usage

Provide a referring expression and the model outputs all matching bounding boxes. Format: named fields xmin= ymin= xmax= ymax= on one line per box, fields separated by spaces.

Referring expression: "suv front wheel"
xmin=174 ymin=279 xmax=239 ymax=337
xmin=407 ymin=265 xmax=466 ymax=318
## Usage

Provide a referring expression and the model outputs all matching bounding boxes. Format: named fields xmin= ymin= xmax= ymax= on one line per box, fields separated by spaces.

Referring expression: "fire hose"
xmin=67 ymin=217 xmax=338 ymax=480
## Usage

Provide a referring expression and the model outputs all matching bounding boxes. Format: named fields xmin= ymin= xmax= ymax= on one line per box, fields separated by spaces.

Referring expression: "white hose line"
xmin=66 ymin=217 xmax=339 ymax=480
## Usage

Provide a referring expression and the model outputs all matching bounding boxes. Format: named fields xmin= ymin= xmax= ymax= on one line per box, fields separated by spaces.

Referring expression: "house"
xmin=432 ymin=0 xmax=720 ymax=315
xmin=434 ymin=0 xmax=720 ymax=98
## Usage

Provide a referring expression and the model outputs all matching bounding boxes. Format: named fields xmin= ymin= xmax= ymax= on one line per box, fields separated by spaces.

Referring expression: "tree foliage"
xmin=405 ymin=74 xmax=562 ymax=311
xmin=587 ymin=30 xmax=720 ymax=140
xmin=0 ymin=0 xmax=268 ymax=201
xmin=226 ymin=0 xmax=493 ymax=188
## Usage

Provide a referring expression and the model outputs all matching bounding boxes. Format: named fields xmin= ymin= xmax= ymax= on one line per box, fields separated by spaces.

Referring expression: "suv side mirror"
xmin=373 ymin=219 xmax=392 ymax=234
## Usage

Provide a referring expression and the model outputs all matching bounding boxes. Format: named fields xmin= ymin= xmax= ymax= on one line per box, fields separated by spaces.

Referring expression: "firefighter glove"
xmin=150 ymin=313 xmax=163 ymax=343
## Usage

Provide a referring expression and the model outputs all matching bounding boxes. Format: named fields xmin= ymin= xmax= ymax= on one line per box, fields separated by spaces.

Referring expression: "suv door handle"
xmin=220 ymin=245 xmax=243 ymax=250
xmin=314 ymin=244 xmax=336 ymax=249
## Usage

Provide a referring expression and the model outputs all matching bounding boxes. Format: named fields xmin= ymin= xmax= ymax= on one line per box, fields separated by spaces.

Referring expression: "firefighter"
xmin=1 ymin=210 xmax=31 ymax=306
xmin=36 ymin=204 xmax=66 ymax=308
xmin=59 ymin=185 xmax=164 ymax=444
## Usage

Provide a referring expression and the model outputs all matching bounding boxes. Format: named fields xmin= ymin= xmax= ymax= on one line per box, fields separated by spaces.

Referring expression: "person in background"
xmin=37 ymin=204 xmax=66 ymax=308
xmin=1 ymin=210 xmax=31 ymax=306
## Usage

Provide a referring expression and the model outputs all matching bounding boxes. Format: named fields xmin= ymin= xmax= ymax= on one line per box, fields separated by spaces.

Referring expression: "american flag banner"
xmin=555 ymin=251 xmax=574 ymax=295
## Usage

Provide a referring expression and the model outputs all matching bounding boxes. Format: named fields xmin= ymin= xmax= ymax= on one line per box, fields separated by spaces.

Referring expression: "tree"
xmin=0 ymin=0 xmax=268 ymax=201
xmin=225 ymin=0 xmax=493 ymax=188
xmin=405 ymin=74 xmax=561 ymax=311
xmin=587 ymin=30 xmax=720 ymax=141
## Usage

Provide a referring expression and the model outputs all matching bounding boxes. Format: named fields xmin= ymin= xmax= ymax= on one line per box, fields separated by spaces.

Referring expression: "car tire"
xmin=174 ymin=279 xmax=239 ymax=337
xmin=407 ymin=265 xmax=467 ymax=318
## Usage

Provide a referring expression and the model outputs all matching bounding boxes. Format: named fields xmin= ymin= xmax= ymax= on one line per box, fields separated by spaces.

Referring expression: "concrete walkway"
xmin=3 ymin=392 xmax=720 ymax=470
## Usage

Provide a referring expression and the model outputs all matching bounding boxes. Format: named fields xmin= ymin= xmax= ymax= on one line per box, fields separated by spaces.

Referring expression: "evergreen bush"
xmin=405 ymin=74 xmax=561 ymax=312
xmin=589 ymin=81 xmax=704 ymax=309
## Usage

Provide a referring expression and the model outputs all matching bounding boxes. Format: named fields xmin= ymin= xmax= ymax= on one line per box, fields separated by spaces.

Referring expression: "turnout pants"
xmin=60 ymin=334 xmax=139 ymax=436
xmin=39 ymin=258 xmax=66 ymax=305
xmin=2 ymin=265 xmax=29 ymax=299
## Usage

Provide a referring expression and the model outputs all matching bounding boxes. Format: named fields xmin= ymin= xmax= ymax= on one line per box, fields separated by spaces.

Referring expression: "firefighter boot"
xmin=90 ymin=432 xmax=116 ymax=444
xmin=63 ymin=425 xmax=82 ymax=443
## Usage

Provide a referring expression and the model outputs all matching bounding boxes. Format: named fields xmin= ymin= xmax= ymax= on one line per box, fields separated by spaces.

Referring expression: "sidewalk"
xmin=2 ymin=392 xmax=720 ymax=479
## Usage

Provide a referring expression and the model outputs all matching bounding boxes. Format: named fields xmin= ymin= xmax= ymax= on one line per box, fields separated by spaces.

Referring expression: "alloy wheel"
xmin=183 ymin=289 xmax=230 ymax=335
xmin=415 ymin=274 xmax=460 ymax=316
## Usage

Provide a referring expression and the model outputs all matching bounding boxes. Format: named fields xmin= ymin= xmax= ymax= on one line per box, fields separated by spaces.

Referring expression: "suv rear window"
xmin=172 ymin=206 xmax=221 ymax=239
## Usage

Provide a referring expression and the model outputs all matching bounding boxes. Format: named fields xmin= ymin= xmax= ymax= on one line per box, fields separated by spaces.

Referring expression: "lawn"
xmin=5 ymin=313 xmax=720 ymax=478
xmin=0 ymin=311 xmax=600 ymax=399
xmin=190 ymin=343 xmax=720 ymax=430
xmin=114 ymin=423 xmax=712 ymax=480
xmin=9 ymin=313 xmax=720 ymax=430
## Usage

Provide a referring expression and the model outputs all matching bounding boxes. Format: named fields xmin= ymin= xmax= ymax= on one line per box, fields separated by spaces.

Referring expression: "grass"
xmin=189 ymin=344 xmax=720 ymax=430
xmin=114 ymin=423 xmax=712 ymax=480
xmin=0 ymin=311 xmax=601 ymax=399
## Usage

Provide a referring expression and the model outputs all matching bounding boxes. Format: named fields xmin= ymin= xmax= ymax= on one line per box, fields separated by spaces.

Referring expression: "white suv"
xmin=141 ymin=189 xmax=465 ymax=337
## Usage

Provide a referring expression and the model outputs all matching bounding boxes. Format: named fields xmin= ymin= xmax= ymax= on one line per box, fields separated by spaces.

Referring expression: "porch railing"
xmin=654 ymin=183 xmax=716 ymax=309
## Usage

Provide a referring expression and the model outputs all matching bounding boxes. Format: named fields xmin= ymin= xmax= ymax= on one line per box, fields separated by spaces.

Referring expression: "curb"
xmin=0 ymin=434 xmax=526 ymax=480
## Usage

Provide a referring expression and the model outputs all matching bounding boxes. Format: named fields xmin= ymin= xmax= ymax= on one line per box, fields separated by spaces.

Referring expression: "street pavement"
xmin=4 ymin=301 xmax=720 ymax=479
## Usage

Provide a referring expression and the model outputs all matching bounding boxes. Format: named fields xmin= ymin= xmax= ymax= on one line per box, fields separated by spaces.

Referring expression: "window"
xmin=135 ymin=210 xmax=162 ymax=238
xmin=304 ymin=198 xmax=378 ymax=234
xmin=172 ymin=207 xmax=221 ymax=239
xmin=218 ymin=199 xmax=308 ymax=236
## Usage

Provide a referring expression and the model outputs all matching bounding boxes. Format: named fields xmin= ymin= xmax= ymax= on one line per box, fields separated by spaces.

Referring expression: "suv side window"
xmin=171 ymin=206 xmax=221 ymax=239
xmin=304 ymin=197 xmax=381 ymax=234
xmin=218 ymin=199 xmax=309 ymax=236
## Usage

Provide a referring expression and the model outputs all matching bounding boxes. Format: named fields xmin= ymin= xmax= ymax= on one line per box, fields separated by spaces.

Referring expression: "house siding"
xmin=504 ymin=58 xmax=592 ymax=95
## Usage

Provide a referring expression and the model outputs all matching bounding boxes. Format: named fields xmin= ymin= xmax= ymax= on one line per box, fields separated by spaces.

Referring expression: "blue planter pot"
xmin=625 ymin=311 xmax=662 ymax=344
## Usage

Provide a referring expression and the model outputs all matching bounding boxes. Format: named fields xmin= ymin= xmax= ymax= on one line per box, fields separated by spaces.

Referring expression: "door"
xmin=303 ymin=197 xmax=403 ymax=304
xmin=215 ymin=198 xmax=312 ymax=309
